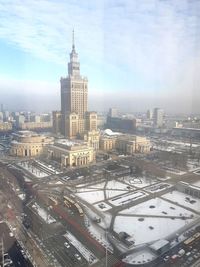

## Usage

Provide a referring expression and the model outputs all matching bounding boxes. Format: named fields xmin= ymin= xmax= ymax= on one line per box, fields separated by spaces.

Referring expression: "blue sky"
xmin=0 ymin=0 xmax=200 ymax=113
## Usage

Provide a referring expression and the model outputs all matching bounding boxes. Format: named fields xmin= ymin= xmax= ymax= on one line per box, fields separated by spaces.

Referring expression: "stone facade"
xmin=99 ymin=137 xmax=117 ymax=151
xmin=116 ymin=135 xmax=151 ymax=154
xmin=17 ymin=121 xmax=52 ymax=130
xmin=80 ymin=130 xmax=100 ymax=150
xmin=85 ymin=112 xmax=97 ymax=131
xmin=10 ymin=131 xmax=54 ymax=157
xmin=60 ymin=36 xmax=88 ymax=138
xmin=0 ymin=122 xmax=12 ymax=132
xmin=47 ymin=139 xmax=94 ymax=167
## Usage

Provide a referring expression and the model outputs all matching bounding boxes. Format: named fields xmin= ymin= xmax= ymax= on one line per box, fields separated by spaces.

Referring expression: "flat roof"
xmin=56 ymin=139 xmax=86 ymax=147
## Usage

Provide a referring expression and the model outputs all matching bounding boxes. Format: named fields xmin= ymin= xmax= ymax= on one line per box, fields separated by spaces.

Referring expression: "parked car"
xmin=64 ymin=242 xmax=70 ymax=248
xmin=74 ymin=253 xmax=81 ymax=261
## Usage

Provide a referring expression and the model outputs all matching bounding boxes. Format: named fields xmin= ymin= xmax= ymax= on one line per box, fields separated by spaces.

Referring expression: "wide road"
xmin=0 ymin=221 xmax=33 ymax=267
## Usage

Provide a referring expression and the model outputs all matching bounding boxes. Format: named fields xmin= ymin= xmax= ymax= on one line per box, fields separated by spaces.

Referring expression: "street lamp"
xmin=105 ymin=229 xmax=108 ymax=267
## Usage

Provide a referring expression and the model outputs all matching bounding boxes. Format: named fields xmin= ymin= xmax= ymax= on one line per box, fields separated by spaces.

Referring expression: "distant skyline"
xmin=0 ymin=0 xmax=200 ymax=113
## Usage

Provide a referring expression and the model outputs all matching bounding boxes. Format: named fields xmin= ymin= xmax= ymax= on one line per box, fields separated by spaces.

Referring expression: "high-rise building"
xmin=16 ymin=115 xmax=25 ymax=128
xmin=52 ymin=111 xmax=62 ymax=135
xmin=146 ymin=109 xmax=153 ymax=119
xmin=85 ymin=111 xmax=97 ymax=131
xmin=108 ymin=108 xmax=118 ymax=118
xmin=0 ymin=112 xmax=3 ymax=122
xmin=30 ymin=115 xmax=41 ymax=123
xmin=3 ymin=111 xmax=9 ymax=121
xmin=60 ymin=31 xmax=88 ymax=138
xmin=153 ymin=108 xmax=164 ymax=127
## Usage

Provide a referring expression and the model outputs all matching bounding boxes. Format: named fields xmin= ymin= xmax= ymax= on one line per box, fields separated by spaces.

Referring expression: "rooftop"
xmin=56 ymin=139 xmax=86 ymax=147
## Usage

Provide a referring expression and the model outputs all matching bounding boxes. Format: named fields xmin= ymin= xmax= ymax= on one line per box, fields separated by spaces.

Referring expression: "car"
xmin=186 ymin=251 xmax=191 ymax=257
xmin=4 ymin=258 xmax=13 ymax=265
xmin=163 ymin=255 xmax=170 ymax=262
xmin=64 ymin=242 xmax=70 ymax=248
xmin=74 ymin=253 xmax=81 ymax=261
xmin=9 ymin=232 xmax=14 ymax=237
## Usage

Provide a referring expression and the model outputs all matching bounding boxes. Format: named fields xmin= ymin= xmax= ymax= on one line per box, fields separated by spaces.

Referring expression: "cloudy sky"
xmin=0 ymin=0 xmax=200 ymax=113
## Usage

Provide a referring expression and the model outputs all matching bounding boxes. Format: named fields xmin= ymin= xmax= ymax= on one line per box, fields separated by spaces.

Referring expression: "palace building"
xmin=53 ymin=31 xmax=97 ymax=139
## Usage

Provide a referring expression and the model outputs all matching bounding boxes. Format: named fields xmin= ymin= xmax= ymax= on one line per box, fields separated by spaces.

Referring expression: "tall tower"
xmin=61 ymin=31 xmax=88 ymax=138
xmin=153 ymin=108 xmax=164 ymax=127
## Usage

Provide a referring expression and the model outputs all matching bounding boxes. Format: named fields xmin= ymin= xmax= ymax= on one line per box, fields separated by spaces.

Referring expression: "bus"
xmin=74 ymin=202 xmax=84 ymax=216
xmin=48 ymin=196 xmax=58 ymax=206
xmin=64 ymin=200 xmax=70 ymax=208
xmin=183 ymin=232 xmax=200 ymax=247
xmin=193 ymin=232 xmax=200 ymax=243
xmin=63 ymin=196 xmax=75 ymax=206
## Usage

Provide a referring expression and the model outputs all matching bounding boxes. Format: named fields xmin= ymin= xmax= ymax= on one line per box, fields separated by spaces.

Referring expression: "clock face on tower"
xmin=73 ymin=66 xmax=79 ymax=71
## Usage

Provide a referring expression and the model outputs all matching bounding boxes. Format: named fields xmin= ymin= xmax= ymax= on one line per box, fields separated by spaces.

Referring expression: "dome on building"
xmin=103 ymin=129 xmax=121 ymax=136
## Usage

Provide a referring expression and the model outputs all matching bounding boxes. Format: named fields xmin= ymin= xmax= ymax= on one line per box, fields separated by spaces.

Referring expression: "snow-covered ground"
xmin=145 ymin=183 xmax=172 ymax=193
xmin=76 ymin=190 xmax=105 ymax=204
xmin=106 ymin=180 xmax=134 ymax=190
xmin=75 ymin=180 xmax=132 ymax=204
xmin=123 ymin=248 xmax=156 ymax=265
xmin=119 ymin=176 xmax=157 ymax=188
xmin=113 ymin=215 xmax=195 ymax=246
xmin=64 ymin=231 xmax=98 ymax=264
xmin=163 ymin=190 xmax=200 ymax=213
xmin=163 ymin=168 xmax=186 ymax=175
xmin=109 ymin=191 xmax=148 ymax=206
xmin=76 ymin=180 xmax=133 ymax=192
xmin=84 ymin=206 xmax=112 ymax=228
xmin=77 ymin=182 xmax=105 ymax=191
xmin=35 ymin=160 xmax=61 ymax=174
xmin=32 ymin=203 xmax=56 ymax=224
xmin=119 ymin=198 xmax=195 ymax=218
xmin=17 ymin=161 xmax=49 ymax=178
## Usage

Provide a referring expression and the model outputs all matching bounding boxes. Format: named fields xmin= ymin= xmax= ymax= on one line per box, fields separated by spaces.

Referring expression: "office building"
xmin=106 ymin=116 xmax=136 ymax=133
xmin=3 ymin=111 xmax=9 ymax=121
xmin=0 ymin=122 xmax=12 ymax=132
xmin=60 ymin=31 xmax=88 ymax=138
xmin=108 ymin=108 xmax=118 ymax=118
xmin=30 ymin=115 xmax=41 ymax=123
xmin=0 ymin=112 xmax=3 ymax=122
xmin=17 ymin=121 xmax=52 ymax=130
xmin=16 ymin=115 xmax=25 ymax=128
xmin=85 ymin=111 xmax=97 ymax=131
xmin=153 ymin=108 xmax=164 ymax=127
xmin=52 ymin=111 xmax=62 ymax=135
xmin=147 ymin=109 xmax=153 ymax=119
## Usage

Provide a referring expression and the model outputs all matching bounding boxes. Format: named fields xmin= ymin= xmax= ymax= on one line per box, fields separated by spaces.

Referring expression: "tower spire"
xmin=72 ymin=28 xmax=75 ymax=51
